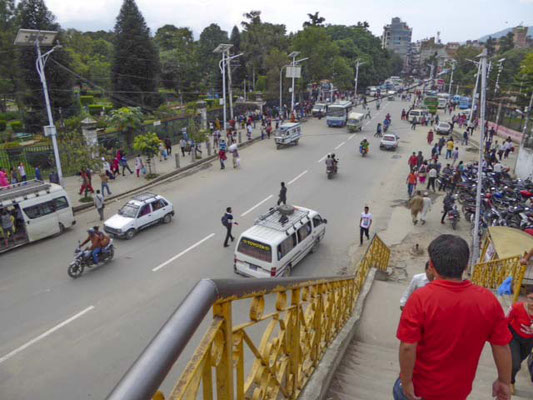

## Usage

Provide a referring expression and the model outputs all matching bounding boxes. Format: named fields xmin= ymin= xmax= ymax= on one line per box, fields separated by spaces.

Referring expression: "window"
xmin=23 ymin=200 xmax=57 ymax=219
xmin=139 ymin=204 xmax=151 ymax=216
xmin=297 ymin=221 xmax=312 ymax=242
xmin=54 ymin=196 xmax=69 ymax=211
xmin=313 ymin=215 xmax=323 ymax=228
xmin=278 ymin=233 xmax=297 ymax=260
xmin=151 ymin=199 xmax=167 ymax=211
xmin=237 ymin=238 xmax=272 ymax=263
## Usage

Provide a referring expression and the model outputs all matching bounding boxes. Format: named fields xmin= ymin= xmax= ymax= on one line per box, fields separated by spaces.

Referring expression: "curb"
xmin=73 ymin=135 xmax=262 ymax=214
xmin=298 ymin=268 xmax=377 ymax=400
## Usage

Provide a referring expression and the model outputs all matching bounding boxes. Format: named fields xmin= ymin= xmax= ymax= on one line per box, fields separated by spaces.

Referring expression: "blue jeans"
xmin=393 ymin=378 xmax=410 ymax=400
xmin=92 ymin=248 xmax=102 ymax=264
xmin=407 ymin=183 xmax=415 ymax=197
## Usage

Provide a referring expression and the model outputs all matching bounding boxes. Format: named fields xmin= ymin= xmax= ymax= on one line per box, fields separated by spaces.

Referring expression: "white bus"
xmin=326 ymin=101 xmax=353 ymax=127
xmin=0 ymin=180 xmax=75 ymax=252
xmin=234 ymin=205 xmax=327 ymax=278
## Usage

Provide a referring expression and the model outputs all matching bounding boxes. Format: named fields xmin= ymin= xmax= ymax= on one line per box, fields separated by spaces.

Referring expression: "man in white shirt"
xmin=359 ymin=206 xmax=373 ymax=246
xmin=427 ymin=167 xmax=437 ymax=192
xmin=400 ymin=262 xmax=434 ymax=309
xmin=420 ymin=192 xmax=432 ymax=225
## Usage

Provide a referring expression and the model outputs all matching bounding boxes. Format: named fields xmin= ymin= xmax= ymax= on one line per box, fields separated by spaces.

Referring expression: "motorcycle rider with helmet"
xmin=360 ymin=138 xmax=369 ymax=155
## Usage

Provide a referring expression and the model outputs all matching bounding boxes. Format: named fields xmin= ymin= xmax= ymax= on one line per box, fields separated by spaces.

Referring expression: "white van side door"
xmin=22 ymin=200 xmax=60 ymax=241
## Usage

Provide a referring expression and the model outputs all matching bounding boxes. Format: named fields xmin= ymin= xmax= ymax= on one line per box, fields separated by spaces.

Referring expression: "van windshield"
xmin=237 ymin=238 xmax=272 ymax=263
xmin=119 ymin=203 xmax=139 ymax=218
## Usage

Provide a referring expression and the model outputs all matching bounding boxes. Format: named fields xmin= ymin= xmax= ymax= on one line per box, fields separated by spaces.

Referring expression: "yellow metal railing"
xmin=151 ymin=235 xmax=390 ymax=400
xmin=471 ymin=256 xmax=526 ymax=304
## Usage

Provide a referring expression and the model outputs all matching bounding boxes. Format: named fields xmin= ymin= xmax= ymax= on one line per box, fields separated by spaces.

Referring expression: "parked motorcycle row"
xmin=439 ymin=163 xmax=533 ymax=236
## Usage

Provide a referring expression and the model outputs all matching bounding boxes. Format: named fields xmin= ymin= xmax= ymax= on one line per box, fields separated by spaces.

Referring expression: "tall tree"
xmin=498 ymin=32 xmax=514 ymax=54
xmin=229 ymin=25 xmax=246 ymax=87
xmin=198 ymin=23 xmax=228 ymax=95
xmin=485 ymin=36 xmax=496 ymax=57
xmin=112 ymin=0 xmax=160 ymax=109
xmin=0 ymin=0 xmax=17 ymax=112
xmin=16 ymin=0 xmax=75 ymax=132
xmin=303 ymin=12 xmax=325 ymax=27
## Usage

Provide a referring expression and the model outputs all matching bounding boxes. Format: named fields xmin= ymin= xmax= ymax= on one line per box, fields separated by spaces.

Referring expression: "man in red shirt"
xmin=395 ymin=234 xmax=512 ymax=400
xmin=408 ymin=152 xmax=418 ymax=171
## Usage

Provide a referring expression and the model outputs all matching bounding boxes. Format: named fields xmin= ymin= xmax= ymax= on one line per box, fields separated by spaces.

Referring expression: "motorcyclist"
xmin=93 ymin=230 xmax=110 ymax=264
xmin=325 ymin=154 xmax=334 ymax=171
xmin=331 ymin=153 xmax=338 ymax=172
xmin=383 ymin=117 xmax=390 ymax=132
xmin=360 ymin=138 xmax=369 ymax=155
xmin=80 ymin=228 xmax=102 ymax=265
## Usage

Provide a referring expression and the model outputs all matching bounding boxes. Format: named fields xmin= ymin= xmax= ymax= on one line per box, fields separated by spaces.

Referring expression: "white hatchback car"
xmin=379 ymin=133 xmax=399 ymax=150
xmin=103 ymin=193 xmax=174 ymax=239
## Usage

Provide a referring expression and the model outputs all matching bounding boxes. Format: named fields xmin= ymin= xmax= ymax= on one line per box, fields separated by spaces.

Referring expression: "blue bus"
xmin=326 ymin=101 xmax=353 ymax=127
xmin=459 ymin=96 xmax=471 ymax=110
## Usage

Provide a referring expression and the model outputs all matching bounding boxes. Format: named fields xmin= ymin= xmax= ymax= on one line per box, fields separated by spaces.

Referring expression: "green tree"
xmin=498 ymin=32 xmax=514 ymax=54
xmin=229 ymin=25 xmax=246 ymax=88
xmin=111 ymin=0 xmax=160 ymax=109
xmin=17 ymin=0 xmax=75 ymax=132
xmin=108 ymin=106 xmax=143 ymax=147
xmin=0 ymin=0 xmax=18 ymax=112
xmin=58 ymin=131 xmax=100 ymax=176
xmin=265 ymin=48 xmax=288 ymax=100
xmin=303 ymin=11 xmax=325 ymax=27
xmin=485 ymin=37 xmax=496 ymax=57
xmin=198 ymin=23 xmax=229 ymax=94
xmin=133 ymin=131 xmax=159 ymax=175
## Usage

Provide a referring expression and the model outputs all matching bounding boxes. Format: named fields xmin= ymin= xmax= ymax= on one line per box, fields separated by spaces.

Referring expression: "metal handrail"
xmin=107 ymin=276 xmax=353 ymax=400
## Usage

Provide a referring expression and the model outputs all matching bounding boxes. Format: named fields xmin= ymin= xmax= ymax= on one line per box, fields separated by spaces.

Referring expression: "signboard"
xmin=286 ymin=66 xmax=301 ymax=79
xmin=153 ymin=120 xmax=161 ymax=126
xmin=44 ymin=125 xmax=57 ymax=137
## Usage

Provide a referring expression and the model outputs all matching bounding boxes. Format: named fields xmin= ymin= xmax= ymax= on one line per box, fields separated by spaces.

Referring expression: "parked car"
xmin=435 ymin=122 xmax=452 ymax=135
xmin=103 ymin=193 xmax=174 ymax=239
xmin=380 ymin=133 xmax=399 ymax=150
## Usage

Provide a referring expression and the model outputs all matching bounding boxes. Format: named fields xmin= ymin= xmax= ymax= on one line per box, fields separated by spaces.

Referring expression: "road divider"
xmin=152 ymin=233 xmax=216 ymax=272
xmin=0 ymin=305 xmax=95 ymax=364
xmin=241 ymin=195 xmax=273 ymax=217
xmin=287 ymin=170 xmax=308 ymax=185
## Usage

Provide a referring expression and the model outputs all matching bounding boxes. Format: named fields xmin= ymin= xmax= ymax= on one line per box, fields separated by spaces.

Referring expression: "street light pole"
xmin=471 ymin=49 xmax=488 ymax=268
xmin=279 ymin=64 xmax=289 ymax=113
xmin=448 ymin=60 xmax=455 ymax=94
xmin=494 ymin=58 xmax=506 ymax=96
xmin=14 ymin=30 xmax=64 ymax=185
xmin=218 ymin=54 xmax=227 ymax=132
xmin=290 ymin=52 xmax=298 ymax=114
xmin=354 ymin=60 xmax=365 ymax=100
xmin=467 ymin=61 xmax=481 ymax=129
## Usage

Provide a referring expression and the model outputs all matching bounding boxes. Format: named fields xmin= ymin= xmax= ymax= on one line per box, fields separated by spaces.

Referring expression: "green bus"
xmin=424 ymin=95 xmax=438 ymax=115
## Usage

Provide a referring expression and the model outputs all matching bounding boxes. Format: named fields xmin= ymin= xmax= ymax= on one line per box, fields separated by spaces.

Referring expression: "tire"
xmin=276 ymin=144 xmax=281 ymax=150
xmin=68 ymin=262 xmax=84 ymax=279
xmin=125 ymin=229 xmax=136 ymax=240
xmin=106 ymin=247 xmax=115 ymax=261
xmin=58 ymin=223 xmax=65 ymax=234
xmin=310 ymin=238 xmax=320 ymax=253
xmin=162 ymin=213 xmax=172 ymax=224
xmin=295 ymin=139 xmax=299 ymax=145
xmin=327 ymin=173 xmax=332 ymax=179
xmin=451 ymin=220 xmax=457 ymax=230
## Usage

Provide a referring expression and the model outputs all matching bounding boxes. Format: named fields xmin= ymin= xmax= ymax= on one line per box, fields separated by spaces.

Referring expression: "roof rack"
xmin=132 ymin=193 xmax=158 ymax=203
xmin=255 ymin=206 xmax=310 ymax=232
xmin=0 ymin=180 xmax=52 ymax=204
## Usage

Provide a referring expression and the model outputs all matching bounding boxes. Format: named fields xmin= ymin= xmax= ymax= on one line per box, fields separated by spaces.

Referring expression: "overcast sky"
xmin=46 ymin=0 xmax=533 ymax=42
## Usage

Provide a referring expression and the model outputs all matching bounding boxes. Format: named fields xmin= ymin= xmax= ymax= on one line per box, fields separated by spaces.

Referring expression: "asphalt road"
xmin=0 ymin=99 xmax=412 ymax=399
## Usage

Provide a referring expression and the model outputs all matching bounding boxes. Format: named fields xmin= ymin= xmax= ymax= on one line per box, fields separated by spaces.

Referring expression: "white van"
xmin=0 ymin=180 xmax=75 ymax=252
xmin=234 ymin=205 xmax=327 ymax=278
xmin=407 ymin=109 xmax=429 ymax=123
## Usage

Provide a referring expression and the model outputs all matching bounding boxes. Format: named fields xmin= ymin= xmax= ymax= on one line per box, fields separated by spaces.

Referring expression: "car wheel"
xmin=125 ymin=229 xmax=136 ymax=240
xmin=162 ymin=213 xmax=172 ymax=224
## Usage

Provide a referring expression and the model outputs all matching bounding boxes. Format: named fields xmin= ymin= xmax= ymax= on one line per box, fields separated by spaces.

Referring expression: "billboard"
xmin=286 ymin=66 xmax=302 ymax=79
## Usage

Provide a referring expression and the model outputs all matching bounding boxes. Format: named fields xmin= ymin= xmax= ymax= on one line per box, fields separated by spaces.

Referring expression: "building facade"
xmin=382 ymin=17 xmax=412 ymax=63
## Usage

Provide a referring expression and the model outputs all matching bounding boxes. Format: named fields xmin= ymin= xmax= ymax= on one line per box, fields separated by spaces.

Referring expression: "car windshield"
xmin=118 ymin=203 xmax=139 ymax=218
xmin=327 ymin=108 xmax=345 ymax=117
xmin=383 ymin=136 xmax=395 ymax=141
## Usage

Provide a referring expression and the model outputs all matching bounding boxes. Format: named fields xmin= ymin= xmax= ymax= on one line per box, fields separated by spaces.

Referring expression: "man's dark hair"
xmin=424 ymin=261 xmax=429 ymax=270
xmin=428 ymin=234 xmax=469 ymax=279
xmin=226 ymin=207 xmax=231 ymax=212
xmin=281 ymin=182 xmax=285 ymax=187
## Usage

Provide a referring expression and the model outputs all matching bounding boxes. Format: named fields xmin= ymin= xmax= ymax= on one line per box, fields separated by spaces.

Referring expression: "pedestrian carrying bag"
xmin=221 ymin=214 xmax=229 ymax=227
xmin=141 ymin=166 xmax=147 ymax=175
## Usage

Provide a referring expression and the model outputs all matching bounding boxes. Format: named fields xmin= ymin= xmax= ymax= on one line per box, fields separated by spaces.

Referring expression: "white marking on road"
xmin=0 ymin=305 xmax=95 ymax=364
xmin=335 ymin=141 xmax=346 ymax=150
xmin=152 ymin=233 xmax=215 ymax=272
xmin=287 ymin=170 xmax=308 ymax=185
xmin=317 ymin=154 xmax=328 ymax=163
xmin=347 ymin=135 xmax=355 ymax=141
xmin=241 ymin=195 xmax=273 ymax=217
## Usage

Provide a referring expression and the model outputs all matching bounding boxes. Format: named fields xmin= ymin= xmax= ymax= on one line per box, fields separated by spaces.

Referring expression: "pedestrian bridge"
xmin=106 ymin=235 xmax=528 ymax=400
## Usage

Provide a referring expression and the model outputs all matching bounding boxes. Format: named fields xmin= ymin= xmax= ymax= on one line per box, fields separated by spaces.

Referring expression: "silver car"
xmin=380 ymin=133 xmax=399 ymax=150
xmin=435 ymin=122 xmax=452 ymax=135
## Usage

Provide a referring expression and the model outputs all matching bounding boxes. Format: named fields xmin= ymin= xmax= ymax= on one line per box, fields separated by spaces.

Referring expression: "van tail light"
xmin=270 ymin=267 xmax=277 ymax=277
xmin=234 ymin=256 xmax=237 ymax=265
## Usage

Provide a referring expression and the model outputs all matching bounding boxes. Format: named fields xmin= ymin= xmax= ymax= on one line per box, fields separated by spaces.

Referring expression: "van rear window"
xmin=237 ymin=238 xmax=272 ymax=263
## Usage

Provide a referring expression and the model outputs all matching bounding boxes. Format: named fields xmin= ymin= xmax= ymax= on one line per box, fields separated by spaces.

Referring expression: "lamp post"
xmin=214 ymin=44 xmax=242 ymax=132
xmin=354 ymin=59 xmax=366 ymax=100
xmin=14 ymin=29 xmax=64 ymax=185
xmin=494 ymin=58 xmax=506 ymax=96
xmin=448 ymin=60 xmax=456 ymax=94
xmin=286 ymin=52 xmax=308 ymax=114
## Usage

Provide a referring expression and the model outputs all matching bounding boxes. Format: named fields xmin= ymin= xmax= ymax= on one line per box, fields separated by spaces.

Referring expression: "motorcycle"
xmin=448 ymin=205 xmax=460 ymax=230
xmin=326 ymin=160 xmax=338 ymax=179
xmin=359 ymin=144 xmax=369 ymax=157
xmin=68 ymin=240 xmax=115 ymax=278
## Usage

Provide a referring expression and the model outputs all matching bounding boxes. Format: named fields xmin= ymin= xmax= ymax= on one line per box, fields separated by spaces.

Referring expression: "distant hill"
xmin=478 ymin=26 xmax=532 ymax=42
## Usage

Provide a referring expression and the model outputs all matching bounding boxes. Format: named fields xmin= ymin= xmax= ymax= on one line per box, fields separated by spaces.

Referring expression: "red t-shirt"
xmin=397 ymin=280 xmax=511 ymax=400
xmin=508 ymin=302 xmax=533 ymax=339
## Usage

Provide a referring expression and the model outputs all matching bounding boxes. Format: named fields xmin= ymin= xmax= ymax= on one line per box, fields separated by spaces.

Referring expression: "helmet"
xmin=363 ymin=137 xmax=367 ymax=140
xmin=87 ymin=228 xmax=95 ymax=235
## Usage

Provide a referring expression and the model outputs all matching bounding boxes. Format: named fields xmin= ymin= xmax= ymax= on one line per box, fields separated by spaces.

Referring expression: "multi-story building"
xmin=513 ymin=26 xmax=529 ymax=48
xmin=381 ymin=17 xmax=412 ymax=64
xmin=445 ymin=42 xmax=460 ymax=58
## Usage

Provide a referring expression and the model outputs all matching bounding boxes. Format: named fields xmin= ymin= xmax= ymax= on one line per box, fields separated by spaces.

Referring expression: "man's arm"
xmin=491 ymin=344 xmax=512 ymax=400
xmin=400 ymin=277 xmax=417 ymax=309
xmin=399 ymin=342 xmax=421 ymax=400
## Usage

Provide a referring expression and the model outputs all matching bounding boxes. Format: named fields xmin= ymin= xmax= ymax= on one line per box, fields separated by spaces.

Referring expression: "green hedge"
xmin=9 ymin=120 xmax=23 ymax=132
xmin=0 ymin=120 xmax=6 ymax=131
xmin=80 ymin=95 xmax=95 ymax=106
xmin=88 ymin=104 xmax=113 ymax=115
xmin=0 ymin=111 xmax=19 ymax=121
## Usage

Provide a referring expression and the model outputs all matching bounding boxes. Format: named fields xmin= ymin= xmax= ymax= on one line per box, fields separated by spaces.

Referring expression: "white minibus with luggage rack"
xmin=234 ymin=205 xmax=327 ymax=278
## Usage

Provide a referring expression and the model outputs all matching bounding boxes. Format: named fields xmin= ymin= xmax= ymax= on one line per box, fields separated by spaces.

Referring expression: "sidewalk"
xmin=64 ymin=126 xmax=266 ymax=208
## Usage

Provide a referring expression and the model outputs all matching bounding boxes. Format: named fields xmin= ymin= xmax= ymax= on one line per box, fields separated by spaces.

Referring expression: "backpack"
xmin=221 ymin=214 xmax=229 ymax=227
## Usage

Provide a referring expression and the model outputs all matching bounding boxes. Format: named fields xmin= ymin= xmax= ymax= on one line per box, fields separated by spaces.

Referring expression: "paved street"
xmin=1 ymin=98 xmax=423 ymax=399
